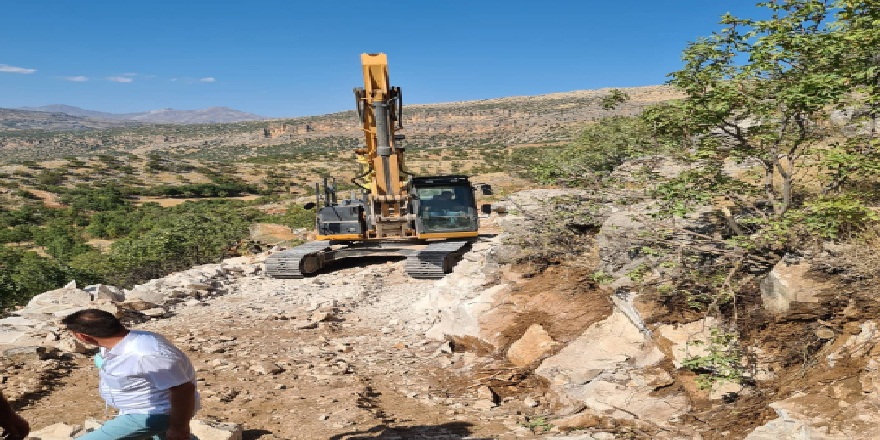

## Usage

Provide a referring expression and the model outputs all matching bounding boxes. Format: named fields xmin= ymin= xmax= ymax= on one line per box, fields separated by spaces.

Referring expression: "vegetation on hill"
xmin=517 ymin=0 xmax=880 ymax=387
xmin=0 ymin=187 xmax=318 ymax=309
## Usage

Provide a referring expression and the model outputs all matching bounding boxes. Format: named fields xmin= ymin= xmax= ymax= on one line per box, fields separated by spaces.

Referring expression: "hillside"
xmin=0 ymin=85 xmax=680 ymax=162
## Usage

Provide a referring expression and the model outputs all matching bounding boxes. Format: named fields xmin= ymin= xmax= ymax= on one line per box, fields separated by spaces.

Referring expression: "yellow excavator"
xmin=265 ymin=53 xmax=490 ymax=279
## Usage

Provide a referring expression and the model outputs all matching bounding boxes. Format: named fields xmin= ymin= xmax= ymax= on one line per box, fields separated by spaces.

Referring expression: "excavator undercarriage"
xmin=264 ymin=239 xmax=472 ymax=279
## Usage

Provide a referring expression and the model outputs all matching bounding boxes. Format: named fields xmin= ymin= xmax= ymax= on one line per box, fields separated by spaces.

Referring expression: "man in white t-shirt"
xmin=62 ymin=309 xmax=199 ymax=440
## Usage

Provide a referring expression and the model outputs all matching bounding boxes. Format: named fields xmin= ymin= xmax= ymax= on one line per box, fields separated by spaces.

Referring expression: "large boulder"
xmin=536 ymin=310 xmax=689 ymax=427
xmin=507 ymin=324 xmax=559 ymax=367
xmin=20 ymin=282 xmax=91 ymax=318
xmin=761 ymin=261 xmax=833 ymax=314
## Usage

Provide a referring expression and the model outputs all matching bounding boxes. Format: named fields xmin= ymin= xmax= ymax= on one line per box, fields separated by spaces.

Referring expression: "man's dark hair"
xmin=62 ymin=309 xmax=126 ymax=338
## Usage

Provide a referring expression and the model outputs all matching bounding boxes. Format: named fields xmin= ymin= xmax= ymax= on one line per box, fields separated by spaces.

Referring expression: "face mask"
xmin=94 ymin=353 xmax=105 ymax=369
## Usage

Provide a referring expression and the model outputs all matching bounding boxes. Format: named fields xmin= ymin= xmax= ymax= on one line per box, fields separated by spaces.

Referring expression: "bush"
xmin=522 ymin=116 xmax=655 ymax=186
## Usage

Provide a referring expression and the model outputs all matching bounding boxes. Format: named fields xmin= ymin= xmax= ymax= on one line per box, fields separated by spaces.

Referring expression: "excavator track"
xmin=264 ymin=240 xmax=332 ymax=279
xmin=404 ymin=240 xmax=470 ymax=279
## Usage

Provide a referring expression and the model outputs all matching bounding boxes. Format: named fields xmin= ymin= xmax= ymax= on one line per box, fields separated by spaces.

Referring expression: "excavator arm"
xmin=353 ymin=53 xmax=412 ymax=238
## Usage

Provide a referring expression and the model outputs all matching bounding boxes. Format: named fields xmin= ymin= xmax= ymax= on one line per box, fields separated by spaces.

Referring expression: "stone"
xmin=309 ymin=311 xmax=334 ymax=323
xmin=120 ymin=300 xmax=160 ymax=312
xmin=552 ymin=412 xmax=603 ymax=430
xmin=3 ymin=346 xmax=48 ymax=362
xmin=476 ymin=385 xmax=498 ymax=404
xmin=140 ymin=307 xmax=168 ymax=318
xmin=189 ymin=420 xmax=243 ymax=440
xmin=709 ymin=380 xmax=743 ymax=401
xmin=815 ymin=327 xmax=835 ymax=340
xmin=83 ymin=418 xmax=103 ymax=433
xmin=535 ymin=310 xmax=688 ymax=427
xmin=507 ymin=324 xmax=558 ymax=367
xmin=250 ymin=362 xmax=283 ymax=375
xmin=827 ymin=321 xmax=878 ymax=367
xmin=124 ymin=288 xmax=166 ymax=306
xmin=655 ymin=318 xmax=718 ymax=368
xmin=57 ymin=336 xmax=91 ymax=354
xmin=27 ymin=422 xmax=81 ymax=440
xmin=745 ymin=397 xmax=851 ymax=439
xmin=185 ymin=299 xmax=205 ymax=307
xmin=27 ymin=285 xmax=91 ymax=309
xmin=522 ymin=397 xmax=539 ymax=408
xmin=0 ymin=329 xmax=26 ymax=345
xmin=761 ymin=262 xmax=831 ymax=314
xmin=0 ymin=317 xmax=38 ymax=327
xmin=472 ymin=399 xmax=497 ymax=410
xmin=85 ymin=284 xmax=124 ymax=302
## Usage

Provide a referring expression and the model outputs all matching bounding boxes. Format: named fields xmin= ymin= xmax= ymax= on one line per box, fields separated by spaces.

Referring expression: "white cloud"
xmin=199 ymin=77 xmax=216 ymax=83
xmin=122 ymin=72 xmax=137 ymax=77
xmin=107 ymin=76 xmax=134 ymax=83
xmin=0 ymin=64 xmax=36 ymax=74
xmin=63 ymin=76 xmax=89 ymax=82
xmin=170 ymin=78 xmax=178 ymax=82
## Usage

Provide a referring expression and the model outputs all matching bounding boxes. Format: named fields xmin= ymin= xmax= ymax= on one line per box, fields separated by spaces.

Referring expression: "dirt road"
xmin=17 ymin=259 xmax=576 ymax=440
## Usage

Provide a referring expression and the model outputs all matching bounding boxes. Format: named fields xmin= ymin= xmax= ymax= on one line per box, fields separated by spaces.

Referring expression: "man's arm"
xmin=0 ymin=391 xmax=29 ymax=440
xmin=165 ymin=381 xmax=196 ymax=440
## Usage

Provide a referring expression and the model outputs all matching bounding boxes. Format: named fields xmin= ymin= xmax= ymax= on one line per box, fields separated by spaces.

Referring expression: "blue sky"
xmin=0 ymin=1 xmax=756 ymax=118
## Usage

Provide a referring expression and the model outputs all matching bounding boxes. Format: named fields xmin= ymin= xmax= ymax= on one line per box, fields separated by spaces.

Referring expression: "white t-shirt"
xmin=98 ymin=330 xmax=199 ymax=415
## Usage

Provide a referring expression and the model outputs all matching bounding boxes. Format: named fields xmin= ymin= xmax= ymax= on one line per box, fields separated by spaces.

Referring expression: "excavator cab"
xmin=411 ymin=176 xmax=478 ymax=235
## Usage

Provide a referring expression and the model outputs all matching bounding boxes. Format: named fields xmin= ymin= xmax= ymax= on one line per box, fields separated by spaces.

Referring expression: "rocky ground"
xmin=2 ymin=225 xmax=619 ymax=440
xmin=3 ymin=186 xmax=880 ymax=440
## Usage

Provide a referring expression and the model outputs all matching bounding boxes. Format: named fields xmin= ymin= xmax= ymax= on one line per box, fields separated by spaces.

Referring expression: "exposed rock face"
xmin=655 ymin=318 xmax=719 ymax=368
xmin=417 ymin=238 xmax=505 ymax=343
xmin=535 ymin=310 xmax=688 ymax=427
xmin=24 ymin=282 xmax=91 ymax=318
xmin=507 ymin=324 xmax=558 ymax=367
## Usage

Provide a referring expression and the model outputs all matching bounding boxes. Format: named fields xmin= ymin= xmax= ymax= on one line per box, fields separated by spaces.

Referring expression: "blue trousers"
xmin=77 ymin=414 xmax=198 ymax=440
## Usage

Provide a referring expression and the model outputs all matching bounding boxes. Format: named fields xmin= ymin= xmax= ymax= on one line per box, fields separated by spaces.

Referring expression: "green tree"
xmin=600 ymin=88 xmax=630 ymax=110
xmin=818 ymin=1 xmax=880 ymax=193
xmin=526 ymin=116 xmax=653 ymax=186
xmin=669 ymin=0 xmax=848 ymax=216
xmin=32 ymin=219 xmax=91 ymax=263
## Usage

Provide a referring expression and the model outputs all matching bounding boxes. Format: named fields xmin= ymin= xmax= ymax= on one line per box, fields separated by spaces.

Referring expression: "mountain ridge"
xmin=15 ymin=104 xmax=265 ymax=124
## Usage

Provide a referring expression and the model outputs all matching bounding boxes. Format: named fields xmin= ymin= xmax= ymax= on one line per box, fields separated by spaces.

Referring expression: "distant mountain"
xmin=17 ymin=104 xmax=130 ymax=120
xmin=0 ymin=108 xmax=139 ymax=131
xmin=16 ymin=105 xmax=265 ymax=124
xmin=127 ymin=107 xmax=265 ymax=124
